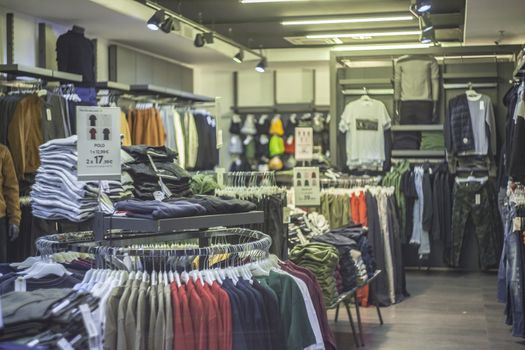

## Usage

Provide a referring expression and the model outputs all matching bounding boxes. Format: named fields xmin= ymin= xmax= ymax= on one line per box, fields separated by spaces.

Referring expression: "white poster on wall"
xmin=295 ymin=127 xmax=313 ymax=161
xmin=77 ymin=106 xmax=121 ymax=181
xmin=293 ymin=167 xmax=320 ymax=206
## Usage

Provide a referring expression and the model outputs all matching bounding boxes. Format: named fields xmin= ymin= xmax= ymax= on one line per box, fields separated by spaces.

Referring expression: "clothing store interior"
xmin=0 ymin=0 xmax=525 ymax=349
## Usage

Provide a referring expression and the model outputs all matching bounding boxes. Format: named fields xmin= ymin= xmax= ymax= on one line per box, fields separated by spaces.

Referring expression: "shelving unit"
xmin=0 ymin=64 xmax=82 ymax=82
xmin=95 ymin=81 xmax=130 ymax=92
xmin=339 ymin=78 xmax=392 ymax=86
xmin=391 ymin=150 xmax=445 ymax=158
xmin=391 ymin=124 xmax=443 ymax=132
xmin=93 ymin=211 xmax=265 ymax=241
xmin=129 ymin=83 xmax=215 ymax=103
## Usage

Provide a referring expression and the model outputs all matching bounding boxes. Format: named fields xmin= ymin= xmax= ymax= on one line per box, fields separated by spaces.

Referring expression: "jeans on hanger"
xmin=497 ymin=202 xmax=514 ymax=303
xmin=451 ymin=181 xmax=501 ymax=270
xmin=410 ymin=167 xmax=430 ymax=255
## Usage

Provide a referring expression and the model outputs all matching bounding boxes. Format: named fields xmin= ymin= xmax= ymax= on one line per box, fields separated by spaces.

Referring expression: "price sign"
xmin=77 ymin=106 xmax=121 ymax=181
xmin=295 ymin=127 xmax=313 ymax=161
xmin=293 ymin=167 xmax=320 ymax=206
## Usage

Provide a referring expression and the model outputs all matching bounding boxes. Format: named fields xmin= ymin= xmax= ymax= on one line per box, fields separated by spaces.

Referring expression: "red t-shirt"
xmin=210 ymin=282 xmax=233 ymax=350
xmin=186 ymin=279 xmax=206 ymax=350
xmin=195 ymin=280 xmax=218 ymax=350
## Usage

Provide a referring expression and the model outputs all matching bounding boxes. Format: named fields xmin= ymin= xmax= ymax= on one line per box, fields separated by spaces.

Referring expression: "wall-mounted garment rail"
xmin=0 ymin=64 xmax=82 ymax=82
xmin=443 ymin=83 xmax=498 ymax=90
xmin=342 ymin=88 xmax=394 ymax=95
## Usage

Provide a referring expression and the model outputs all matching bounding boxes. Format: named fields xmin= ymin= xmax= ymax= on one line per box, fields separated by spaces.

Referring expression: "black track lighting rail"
xmin=141 ymin=0 xmax=264 ymax=61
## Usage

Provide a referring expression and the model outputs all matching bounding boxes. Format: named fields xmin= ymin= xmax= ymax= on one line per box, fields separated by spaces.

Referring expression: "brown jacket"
xmin=0 ymin=145 xmax=21 ymax=225
xmin=7 ymin=94 xmax=43 ymax=179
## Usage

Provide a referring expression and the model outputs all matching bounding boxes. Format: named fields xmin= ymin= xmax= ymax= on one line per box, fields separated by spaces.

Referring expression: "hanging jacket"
xmin=444 ymin=94 xmax=476 ymax=155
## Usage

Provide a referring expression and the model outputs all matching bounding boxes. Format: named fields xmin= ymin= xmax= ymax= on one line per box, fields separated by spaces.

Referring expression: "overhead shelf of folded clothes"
xmin=129 ymin=83 xmax=215 ymax=103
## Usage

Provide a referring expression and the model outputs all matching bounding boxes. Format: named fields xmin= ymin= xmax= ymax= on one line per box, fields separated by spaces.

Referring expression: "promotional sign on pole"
xmin=295 ymin=127 xmax=313 ymax=161
xmin=293 ymin=167 xmax=320 ymax=206
xmin=77 ymin=106 xmax=121 ymax=181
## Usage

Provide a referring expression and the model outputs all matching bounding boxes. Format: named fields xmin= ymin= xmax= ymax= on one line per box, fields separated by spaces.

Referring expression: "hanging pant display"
xmin=450 ymin=180 xmax=502 ymax=270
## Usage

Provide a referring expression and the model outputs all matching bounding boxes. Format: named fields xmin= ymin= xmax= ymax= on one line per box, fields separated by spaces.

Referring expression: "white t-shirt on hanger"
xmin=338 ymin=96 xmax=391 ymax=170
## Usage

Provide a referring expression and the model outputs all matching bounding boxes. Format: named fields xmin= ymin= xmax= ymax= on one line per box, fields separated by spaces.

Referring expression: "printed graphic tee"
xmin=338 ymin=97 xmax=391 ymax=170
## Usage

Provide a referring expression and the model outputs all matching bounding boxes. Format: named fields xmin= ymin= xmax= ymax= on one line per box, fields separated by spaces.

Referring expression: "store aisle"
xmin=329 ymin=271 xmax=525 ymax=350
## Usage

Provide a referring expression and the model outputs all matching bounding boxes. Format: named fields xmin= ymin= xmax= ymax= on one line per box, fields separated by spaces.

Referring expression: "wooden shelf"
xmin=442 ymin=72 xmax=498 ymax=80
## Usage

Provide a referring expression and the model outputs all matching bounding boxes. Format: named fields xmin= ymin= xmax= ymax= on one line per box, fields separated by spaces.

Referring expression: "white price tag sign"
xmin=295 ymin=127 xmax=314 ymax=161
xmin=293 ymin=167 xmax=320 ymax=206
xmin=77 ymin=106 xmax=122 ymax=181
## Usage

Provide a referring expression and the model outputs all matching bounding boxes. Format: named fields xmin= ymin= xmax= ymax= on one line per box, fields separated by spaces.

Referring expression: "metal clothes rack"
xmin=93 ymin=211 xmax=265 ymax=241
xmin=320 ymin=175 xmax=382 ymax=188
xmin=224 ymin=171 xmax=277 ymax=187
xmin=36 ymin=227 xmax=271 ymax=259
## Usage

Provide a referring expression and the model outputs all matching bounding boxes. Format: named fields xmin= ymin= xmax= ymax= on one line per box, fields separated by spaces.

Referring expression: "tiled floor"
xmin=329 ymin=270 xmax=525 ymax=349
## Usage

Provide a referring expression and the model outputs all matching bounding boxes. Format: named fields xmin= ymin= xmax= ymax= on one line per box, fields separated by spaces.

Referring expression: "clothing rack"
xmin=443 ymin=82 xmax=498 ymax=90
xmin=93 ymin=211 xmax=265 ymax=241
xmin=36 ymin=227 xmax=271 ymax=258
xmin=224 ymin=171 xmax=277 ymax=187
xmin=342 ymin=88 xmax=394 ymax=96
xmin=320 ymin=175 xmax=382 ymax=188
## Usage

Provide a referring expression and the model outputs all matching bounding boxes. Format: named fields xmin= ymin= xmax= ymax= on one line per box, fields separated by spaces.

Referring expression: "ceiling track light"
xmin=255 ymin=57 xmax=267 ymax=73
xmin=420 ymin=27 xmax=435 ymax=44
xmin=416 ymin=0 xmax=432 ymax=13
xmin=147 ymin=9 xmax=165 ymax=31
xmin=194 ymin=33 xmax=205 ymax=47
xmin=194 ymin=32 xmax=214 ymax=48
xmin=233 ymin=49 xmax=244 ymax=63
xmin=160 ymin=17 xmax=174 ymax=33
xmin=419 ymin=13 xmax=433 ymax=32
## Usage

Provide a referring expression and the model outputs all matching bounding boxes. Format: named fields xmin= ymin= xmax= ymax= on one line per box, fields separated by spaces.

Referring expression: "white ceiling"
xmin=0 ymin=0 xmax=252 ymax=65
xmin=464 ymin=0 xmax=525 ymax=45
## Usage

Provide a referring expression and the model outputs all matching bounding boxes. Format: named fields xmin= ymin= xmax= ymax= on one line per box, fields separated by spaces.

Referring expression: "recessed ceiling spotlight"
xmin=147 ymin=9 xmax=165 ymax=31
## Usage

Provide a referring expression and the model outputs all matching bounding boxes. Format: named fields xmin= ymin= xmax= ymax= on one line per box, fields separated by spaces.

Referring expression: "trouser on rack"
xmin=450 ymin=181 xmax=502 ymax=270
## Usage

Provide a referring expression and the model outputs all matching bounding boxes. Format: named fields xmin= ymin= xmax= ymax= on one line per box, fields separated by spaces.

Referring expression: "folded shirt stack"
xmin=289 ymin=242 xmax=340 ymax=306
xmin=114 ymin=195 xmax=257 ymax=219
xmin=0 ymin=289 xmax=98 ymax=347
xmin=31 ymin=136 xmax=133 ymax=222
xmin=122 ymin=145 xmax=193 ymax=199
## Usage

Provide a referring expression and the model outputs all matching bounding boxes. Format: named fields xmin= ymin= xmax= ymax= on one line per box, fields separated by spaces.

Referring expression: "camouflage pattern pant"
xmin=450 ymin=180 xmax=502 ymax=270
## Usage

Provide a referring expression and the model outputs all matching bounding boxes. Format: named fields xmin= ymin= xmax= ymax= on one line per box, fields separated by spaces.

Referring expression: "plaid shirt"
xmin=445 ymin=94 xmax=475 ymax=154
